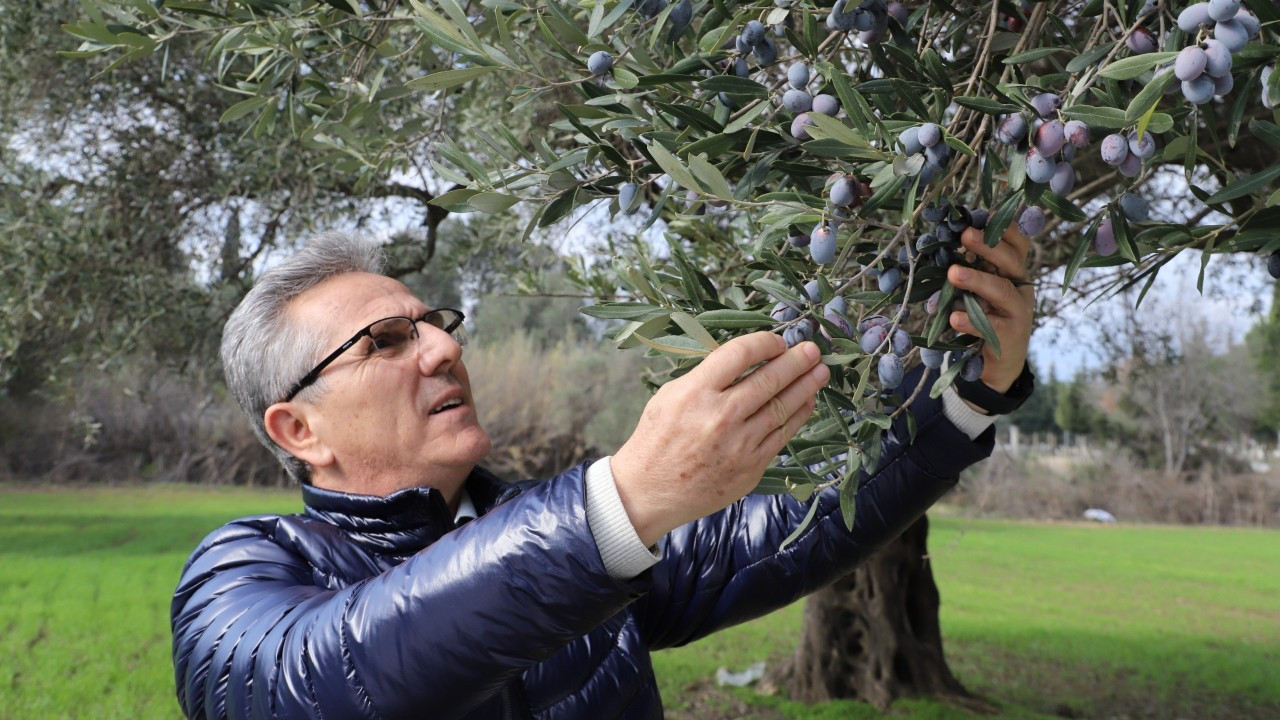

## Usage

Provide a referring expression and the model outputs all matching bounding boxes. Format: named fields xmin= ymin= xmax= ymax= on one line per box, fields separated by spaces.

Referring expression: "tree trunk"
xmin=766 ymin=515 xmax=993 ymax=714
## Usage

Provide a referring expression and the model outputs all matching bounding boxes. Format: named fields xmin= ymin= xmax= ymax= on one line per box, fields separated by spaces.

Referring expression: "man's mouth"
xmin=430 ymin=398 xmax=464 ymax=415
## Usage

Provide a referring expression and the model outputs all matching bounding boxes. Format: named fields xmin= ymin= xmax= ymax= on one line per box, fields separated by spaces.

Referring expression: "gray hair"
xmin=221 ymin=230 xmax=385 ymax=483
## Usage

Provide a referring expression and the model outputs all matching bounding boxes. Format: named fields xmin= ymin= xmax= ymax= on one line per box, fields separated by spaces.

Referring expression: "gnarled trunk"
xmin=767 ymin=515 xmax=992 ymax=713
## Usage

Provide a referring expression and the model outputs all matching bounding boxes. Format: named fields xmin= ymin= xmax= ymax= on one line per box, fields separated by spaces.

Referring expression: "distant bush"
xmin=952 ymin=444 xmax=1280 ymax=527
xmin=0 ymin=333 xmax=652 ymax=487
xmin=0 ymin=363 xmax=281 ymax=486
xmin=466 ymin=329 xmax=652 ymax=481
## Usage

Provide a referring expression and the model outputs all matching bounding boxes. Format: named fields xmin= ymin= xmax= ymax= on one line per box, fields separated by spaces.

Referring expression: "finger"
xmin=950 ymin=310 xmax=1016 ymax=338
xmin=744 ymin=359 xmax=830 ymax=436
xmin=947 ymin=265 xmax=1029 ymax=319
xmin=733 ymin=341 xmax=825 ymax=418
xmin=758 ymin=394 xmax=820 ymax=461
xmin=962 ymin=225 xmax=1030 ymax=265
xmin=694 ymin=331 xmax=787 ymax=390
xmin=960 ymin=228 xmax=1028 ymax=282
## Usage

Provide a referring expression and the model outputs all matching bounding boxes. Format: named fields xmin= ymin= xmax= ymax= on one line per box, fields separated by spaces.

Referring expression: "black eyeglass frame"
xmin=282 ymin=308 xmax=466 ymax=402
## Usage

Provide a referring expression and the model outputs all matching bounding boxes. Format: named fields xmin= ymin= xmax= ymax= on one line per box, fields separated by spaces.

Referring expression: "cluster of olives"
xmin=1174 ymin=0 xmax=1260 ymax=103
xmin=897 ymin=122 xmax=954 ymax=185
xmin=825 ymin=0 xmax=906 ymax=43
xmin=735 ymin=19 xmax=779 ymax=67
xmin=914 ymin=201 xmax=987 ymax=272
xmin=780 ymin=63 xmax=842 ymax=121
xmin=996 ymin=93 xmax=1091 ymax=196
xmin=637 ymin=0 xmax=693 ymax=37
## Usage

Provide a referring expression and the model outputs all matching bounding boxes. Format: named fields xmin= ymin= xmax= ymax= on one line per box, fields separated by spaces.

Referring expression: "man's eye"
xmin=372 ymin=328 xmax=413 ymax=355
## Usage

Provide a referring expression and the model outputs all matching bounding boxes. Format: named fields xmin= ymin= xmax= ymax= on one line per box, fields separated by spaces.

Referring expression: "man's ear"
xmin=264 ymin=403 xmax=334 ymax=469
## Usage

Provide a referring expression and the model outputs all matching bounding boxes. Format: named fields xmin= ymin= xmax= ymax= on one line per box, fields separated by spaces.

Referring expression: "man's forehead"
xmin=291 ymin=272 xmax=426 ymax=336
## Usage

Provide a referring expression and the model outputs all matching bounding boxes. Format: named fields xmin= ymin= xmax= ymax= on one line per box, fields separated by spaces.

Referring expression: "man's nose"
xmin=415 ymin=322 xmax=464 ymax=377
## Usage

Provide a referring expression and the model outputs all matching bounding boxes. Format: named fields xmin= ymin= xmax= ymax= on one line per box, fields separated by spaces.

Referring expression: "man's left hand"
xmin=945 ymin=225 xmax=1035 ymax=395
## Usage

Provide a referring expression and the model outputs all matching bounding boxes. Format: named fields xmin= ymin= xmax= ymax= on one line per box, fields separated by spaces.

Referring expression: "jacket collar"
xmin=300 ymin=467 xmax=512 ymax=556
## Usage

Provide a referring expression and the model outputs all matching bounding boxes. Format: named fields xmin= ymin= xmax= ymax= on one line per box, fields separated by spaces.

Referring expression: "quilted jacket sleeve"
xmin=171 ymin=467 xmax=646 ymax=720
xmin=635 ymin=365 xmax=995 ymax=650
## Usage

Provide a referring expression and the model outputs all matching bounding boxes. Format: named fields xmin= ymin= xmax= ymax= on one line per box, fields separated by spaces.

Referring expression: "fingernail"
xmin=953 ymin=268 xmax=970 ymax=282
xmin=803 ymin=341 xmax=820 ymax=362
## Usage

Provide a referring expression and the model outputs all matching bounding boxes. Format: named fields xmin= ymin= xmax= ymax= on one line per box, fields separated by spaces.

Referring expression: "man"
xmin=174 ymin=226 xmax=1034 ymax=720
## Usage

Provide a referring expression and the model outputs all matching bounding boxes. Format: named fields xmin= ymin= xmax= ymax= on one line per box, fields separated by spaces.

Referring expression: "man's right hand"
xmin=610 ymin=332 xmax=830 ymax=547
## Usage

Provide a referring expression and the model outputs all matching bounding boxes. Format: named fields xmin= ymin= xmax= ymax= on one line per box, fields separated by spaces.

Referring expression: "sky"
xmin=1030 ymin=248 xmax=1275 ymax=379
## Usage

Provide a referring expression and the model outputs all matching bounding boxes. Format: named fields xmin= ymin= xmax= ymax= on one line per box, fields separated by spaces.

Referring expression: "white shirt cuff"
xmin=938 ymin=353 xmax=998 ymax=441
xmin=942 ymin=385 xmax=997 ymax=440
xmin=584 ymin=456 xmax=661 ymax=579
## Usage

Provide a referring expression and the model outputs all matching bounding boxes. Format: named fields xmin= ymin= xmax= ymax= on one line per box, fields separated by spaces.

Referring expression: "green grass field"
xmin=1 ymin=485 xmax=1277 ymax=720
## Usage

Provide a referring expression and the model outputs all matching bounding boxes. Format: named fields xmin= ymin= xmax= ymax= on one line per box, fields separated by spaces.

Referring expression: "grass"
xmin=1 ymin=486 xmax=1277 ymax=719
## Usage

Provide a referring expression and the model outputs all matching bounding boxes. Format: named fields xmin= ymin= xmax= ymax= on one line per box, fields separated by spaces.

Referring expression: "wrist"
xmin=956 ymin=362 xmax=1036 ymax=416
xmin=608 ymin=454 xmax=670 ymax=547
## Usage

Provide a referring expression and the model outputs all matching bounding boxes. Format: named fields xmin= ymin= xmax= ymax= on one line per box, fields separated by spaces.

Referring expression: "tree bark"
xmin=766 ymin=515 xmax=993 ymax=714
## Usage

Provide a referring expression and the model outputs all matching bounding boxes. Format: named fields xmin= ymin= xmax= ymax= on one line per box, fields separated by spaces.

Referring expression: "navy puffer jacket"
xmin=171 ymin=367 xmax=993 ymax=719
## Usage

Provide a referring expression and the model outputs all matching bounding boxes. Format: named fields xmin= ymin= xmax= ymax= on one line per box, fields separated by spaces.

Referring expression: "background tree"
xmin=1245 ymin=281 xmax=1280 ymax=438
xmin=45 ymin=0 xmax=1280 ymax=711
xmin=1105 ymin=307 xmax=1262 ymax=476
xmin=1001 ymin=358 xmax=1059 ymax=437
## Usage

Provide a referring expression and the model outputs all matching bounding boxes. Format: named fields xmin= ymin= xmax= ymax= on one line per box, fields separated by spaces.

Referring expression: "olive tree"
xmin=63 ymin=0 xmax=1280 ymax=708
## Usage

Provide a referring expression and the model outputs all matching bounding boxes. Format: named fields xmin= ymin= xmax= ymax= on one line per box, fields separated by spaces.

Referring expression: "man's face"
xmin=286 ymin=271 xmax=491 ymax=496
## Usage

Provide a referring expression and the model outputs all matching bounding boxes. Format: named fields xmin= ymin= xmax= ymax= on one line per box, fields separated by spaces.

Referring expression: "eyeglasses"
xmin=283 ymin=308 xmax=467 ymax=402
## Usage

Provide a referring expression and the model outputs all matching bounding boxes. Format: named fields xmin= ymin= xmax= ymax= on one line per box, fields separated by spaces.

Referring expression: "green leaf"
xmin=1108 ymin=203 xmax=1139 ymax=264
xmin=539 ymin=186 xmax=581 ymax=227
xmin=580 ymin=302 xmax=666 ymax=320
xmin=724 ymin=100 xmax=770 ymax=133
xmin=926 ymin=281 xmax=955 ymax=346
xmin=428 ymin=188 xmax=480 ymax=211
xmin=698 ymin=21 xmax=735 ymax=53
xmin=804 ymin=112 xmax=870 ymax=148
xmin=1125 ymin=68 xmax=1176 ymax=123
xmin=1039 ymin=191 xmax=1087 ymax=223
xmin=1062 ymin=105 xmax=1129 ymax=128
xmin=1065 ymin=40 xmax=1118 ymax=73
xmin=984 ymin=189 xmax=1024 ymax=247
xmin=929 ymin=358 xmax=965 ymax=399
xmin=633 ymin=333 xmax=711 ymax=357
xmin=687 ymin=153 xmax=734 ymax=199
xmin=219 ymin=95 xmax=270 ymax=123
xmin=1203 ymin=165 xmax=1280 ymax=205
xmin=467 ymin=192 xmax=521 ymax=213
xmin=1098 ymin=51 xmax=1177 ymax=80
xmin=62 ymin=22 xmax=122 ymax=45
xmin=943 ymin=133 xmax=976 ymax=158
xmin=839 ymin=473 xmax=857 ymax=532
xmin=671 ymin=311 xmax=720 ymax=351
xmin=646 ymin=141 xmax=701 ymax=192
xmin=696 ymin=309 xmax=776 ymax=329
xmin=1003 ymin=47 xmax=1066 ymax=65
xmin=1062 ymin=217 xmax=1101 ymax=291
xmin=962 ymin=292 xmax=1001 ymax=358
xmin=1145 ymin=112 xmax=1174 ymax=134
xmin=699 ymin=76 xmax=770 ymax=97
xmin=752 ymin=278 xmax=803 ymax=306
xmin=1249 ymin=119 xmax=1280 ymax=150
xmin=434 ymin=0 xmax=487 ymax=52
xmin=779 ymin=495 xmax=821 ymax=550
xmin=406 ymin=66 xmax=496 ymax=91
xmin=408 ymin=0 xmax=475 ymax=48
